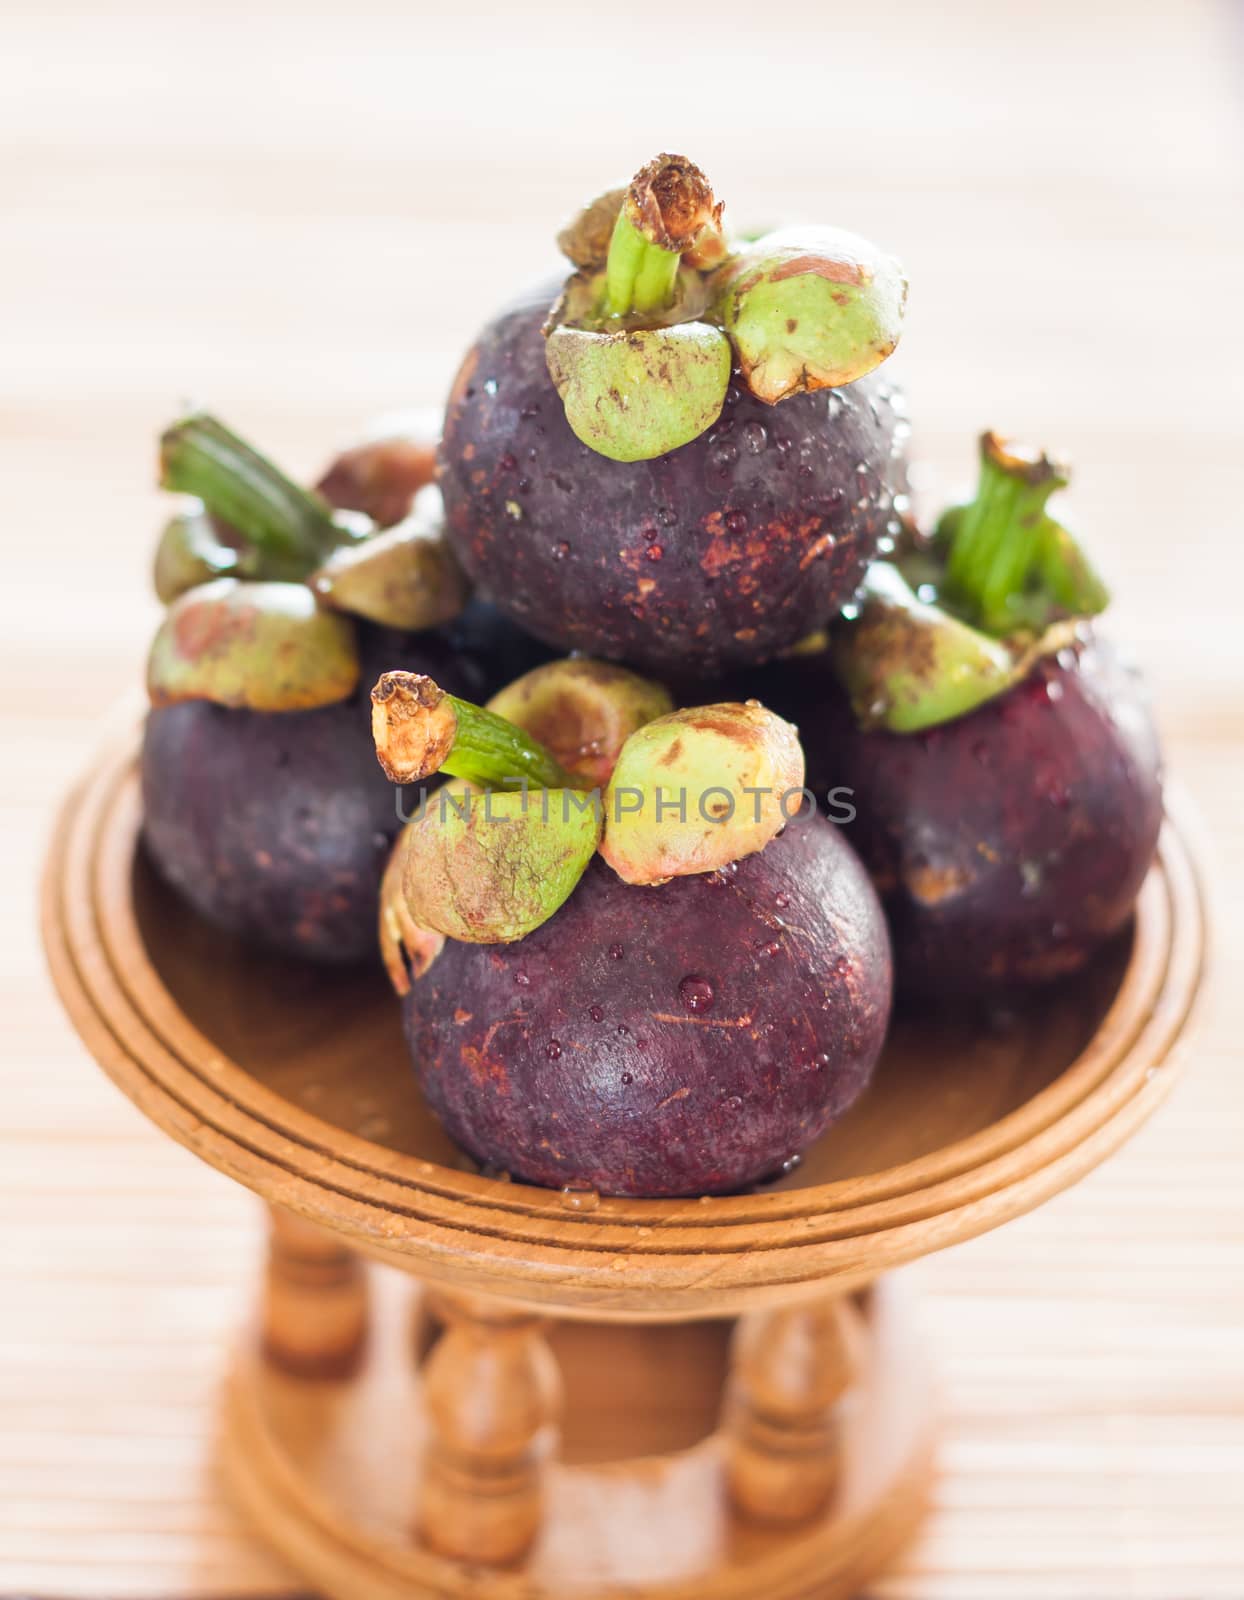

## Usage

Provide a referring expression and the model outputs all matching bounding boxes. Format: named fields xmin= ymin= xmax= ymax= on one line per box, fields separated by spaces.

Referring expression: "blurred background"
xmin=3 ymin=0 xmax=1242 ymax=1595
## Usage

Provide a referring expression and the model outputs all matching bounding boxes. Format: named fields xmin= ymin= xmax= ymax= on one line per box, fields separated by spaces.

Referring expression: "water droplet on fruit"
xmin=779 ymin=1154 xmax=802 ymax=1176
xmin=559 ymin=1183 xmax=600 ymax=1212
xmin=609 ymin=943 xmax=625 ymax=960
xmin=679 ymin=975 xmax=715 ymax=1013
xmin=616 ymin=1023 xmax=630 ymax=1036
xmin=588 ymin=1004 xmax=604 ymax=1023
xmin=483 ymin=378 xmax=498 ymax=395
xmin=774 ymin=892 xmax=790 ymax=909
xmin=725 ymin=509 xmax=749 ymax=535
xmin=774 ymin=435 xmax=792 ymax=455
xmin=807 ymin=1052 xmax=831 ymax=1073
xmin=755 ymin=939 xmax=781 ymax=959
xmin=657 ymin=505 xmax=677 ymax=527
xmin=546 ymin=1039 xmax=562 ymax=1060
xmin=515 ymin=971 xmax=531 ymax=987
xmin=741 ymin=420 xmax=768 ymax=454
xmin=645 ymin=543 xmax=664 ymax=562
xmin=499 ymin=451 xmax=517 ymax=471
xmin=621 ymin=1071 xmax=634 ymax=1086
xmin=722 ymin=1094 xmax=743 ymax=1114
xmin=552 ymin=540 xmax=571 ymax=560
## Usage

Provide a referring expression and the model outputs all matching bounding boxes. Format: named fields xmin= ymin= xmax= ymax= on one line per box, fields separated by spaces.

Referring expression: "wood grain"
xmin=5 ymin=0 xmax=1244 ymax=1593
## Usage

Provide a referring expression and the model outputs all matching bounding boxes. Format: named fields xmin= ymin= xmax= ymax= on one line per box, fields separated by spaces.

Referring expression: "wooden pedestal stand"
xmin=42 ymin=731 xmax=1207 ymax=1600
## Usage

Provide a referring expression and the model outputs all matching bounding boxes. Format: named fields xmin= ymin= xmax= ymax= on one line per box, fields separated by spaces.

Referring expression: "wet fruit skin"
xmin=401 ymin=811 xmax=892 ymax=1197
xmin=438 ymin=288 xmax=910 ymax=676
xmin=761 ymin=637 xmax=1164 ymax=993
xmin=141 ymin=626 xmax=489 ymax=965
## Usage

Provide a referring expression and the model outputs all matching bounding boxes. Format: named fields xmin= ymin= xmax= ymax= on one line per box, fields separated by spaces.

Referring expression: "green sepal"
xmin=600 ymin=702 xmax=804 ymax=885
xmin=713 ymin=226 xmax=907 ymax=404
xmin=487 ymin=658 xmax=673 ymax=787
xmin=311 ymin=491 xmax=470 ymax=631
xmin=545 ymin=320 xmax=731 ymax=462
xmin=834 ymin=562 xmax=1055 ymax=733
xmin=147 ymin=578 xmax=360 ymax=712
xmin=153 ymin=506 xmax=244 ymax=603
xmin=398 ymin=779 xmax=601 ymax=943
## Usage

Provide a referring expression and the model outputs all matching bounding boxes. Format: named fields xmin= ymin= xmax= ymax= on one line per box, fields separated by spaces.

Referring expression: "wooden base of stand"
xmin=223 ymin=1253 xmax=935 ymax=1600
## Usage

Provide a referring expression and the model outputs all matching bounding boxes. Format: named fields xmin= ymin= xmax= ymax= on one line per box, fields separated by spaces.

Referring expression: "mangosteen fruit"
xmin=439 ymin=153 xmax=911 ymax=675
xmin=374 ymin=668 xmax=892 ymax=1196
xmin=768 ymin=432 xmax=1163 ymax=993
xmin=142 ymin=412 xmax=485 ymax=964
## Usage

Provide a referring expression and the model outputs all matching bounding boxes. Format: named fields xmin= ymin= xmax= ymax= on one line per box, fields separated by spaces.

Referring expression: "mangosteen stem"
xmin=939 ymin=432 xmax=1109 ymax=637
xmin=601 ymin=154 xmax=722 ymax=319
xmin=604 ymin=212 xmax=683 ymax=317
xmin=160 ymin=412 xmax=343 ymax=578
xmin=370 ymin=671 xmax=589 ymax=791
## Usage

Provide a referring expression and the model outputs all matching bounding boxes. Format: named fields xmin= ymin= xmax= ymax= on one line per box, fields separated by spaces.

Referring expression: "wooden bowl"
xmin=43 ymin=723 xmax=1207 ymax=1319
xmin=40 ymin=721 xmax=1209 ymax=1600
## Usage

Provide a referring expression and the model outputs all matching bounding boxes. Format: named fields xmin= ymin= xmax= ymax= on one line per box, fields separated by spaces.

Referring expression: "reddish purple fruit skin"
xmin=141 ymin=626 xmax=483 ymax=965
xmin=766 ymin=639 xmax=1164 ymax=993
xmin=438 ymin=291 xmax=910 ymax=675
xmin=402 ymin=812 xmax=892 ymax=1197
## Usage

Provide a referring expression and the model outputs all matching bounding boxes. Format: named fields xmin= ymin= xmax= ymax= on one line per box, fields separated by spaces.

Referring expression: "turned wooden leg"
xmin=418 ymin=1291 xmax=562 ymax=1564
xmin=260 ymin=1204 xmax=368 ymax=1379
xmin=722 ymin=1293 xmax=864 ymax=1525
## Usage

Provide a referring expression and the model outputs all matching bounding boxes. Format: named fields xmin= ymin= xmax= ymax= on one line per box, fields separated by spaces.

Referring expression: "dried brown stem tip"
xmin=371 ymin=672 xmax=457 ymax=784
xmin=979 ymin=430 xmax=1069 ymax=489
xmin=626 ymin=154 xmax=722 ymax=254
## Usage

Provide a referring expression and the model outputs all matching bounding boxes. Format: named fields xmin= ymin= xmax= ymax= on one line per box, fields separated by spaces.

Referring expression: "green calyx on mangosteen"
xmin=543 ymin=152 xmax=907 ymax=463
xmin=149 ymin=411 xmax=471 ymax=715
xmin=142 ymin=411 xmax=490 ymax=967
xmin=371 ymin=663 xmax=807 ymax=956
xmin=833 ymin=430 xmax=1109 ymax=734
xmin=376 ymin=658 xmax=669 ymax=975
xmin=767 ymin=430 xmax=1162 ymax=995
xmin=371 ymin=660 xmax=656 ymax=950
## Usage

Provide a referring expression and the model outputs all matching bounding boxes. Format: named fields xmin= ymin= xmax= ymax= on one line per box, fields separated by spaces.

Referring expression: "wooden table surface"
xmin=3 ymin=1 xmax=1242 ymax=1595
